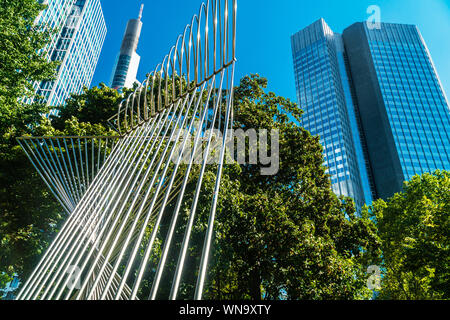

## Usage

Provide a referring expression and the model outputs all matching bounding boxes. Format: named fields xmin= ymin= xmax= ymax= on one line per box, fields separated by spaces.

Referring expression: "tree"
xmin=0 ymin=0 xmax=60 ymax=294
xmin=140 ymin=75 xmax=381 ymax=300
xmin=201 ymin=75 xmax=381 ymax=300
xmin=0 ymin=272 xmax=12 ymax=291
xmin=370 ymin=170 xmax=450 ymax=300
xmin=0 ymin=0 xmax=59 ymax=143
xmin=51 ymin=83 xmax=123 ymax=132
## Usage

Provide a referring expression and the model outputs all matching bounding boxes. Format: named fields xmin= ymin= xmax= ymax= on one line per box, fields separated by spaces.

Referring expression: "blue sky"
xmin=92 ymin=0 xmax=450 ymax=103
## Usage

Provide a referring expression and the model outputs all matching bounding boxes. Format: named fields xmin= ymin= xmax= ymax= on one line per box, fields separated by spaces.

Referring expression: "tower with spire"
xmin=110 ymin=4 xmax=144 ymax=91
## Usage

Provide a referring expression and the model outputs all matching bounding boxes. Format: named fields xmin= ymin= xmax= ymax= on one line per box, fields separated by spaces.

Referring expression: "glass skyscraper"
xmin=34 ymin=0 xmax=107 ymax=112
xmin=292 ymin=19 xmax=450 ymax=202
xmin=343 ymin=22 xmax=450 ymax=200
xmin=291 ymin=19 xmax=373 ymax=209
xmin=110 ymin=5 xmax=144 ymax=91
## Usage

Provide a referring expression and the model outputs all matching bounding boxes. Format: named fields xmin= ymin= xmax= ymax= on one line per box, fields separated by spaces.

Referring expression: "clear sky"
xmin=92 ymin=0 xmax=450 ymax=103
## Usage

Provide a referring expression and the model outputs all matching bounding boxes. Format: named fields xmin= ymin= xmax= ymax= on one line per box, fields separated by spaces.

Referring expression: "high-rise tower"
xmin=342 ymin=22 xmax=450 ymax=200
xmin=291 ymin=19 xmax=450 ymax=202
xmin=34 ymin=0 xmax=107 ymax=112
xmin=291 ymin=19 xmax=374 ymax=209
xmin=110 ymin=4 xmax=144 ymax=91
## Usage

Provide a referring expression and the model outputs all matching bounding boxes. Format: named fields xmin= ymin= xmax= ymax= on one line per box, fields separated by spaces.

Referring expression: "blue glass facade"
xmin=34 ymin=0 xmax=107 ymax=112
xmin=111 ymin=55 xmax=133 ymax=89
xmin=343 ymin=22 xmax=450 ymax=199
xmin=291 ymin=19 xmax=373 ymax=208
xmin=110 ymin=9 xmax=143 ymax=91
xmin=363 ymin=23 xmax=450 ymax=181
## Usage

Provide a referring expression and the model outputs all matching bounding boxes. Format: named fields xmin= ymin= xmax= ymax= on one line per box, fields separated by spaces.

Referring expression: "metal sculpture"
xmin=16 ymin=0 xmax=237 ymax=300
xmin=17 ymin=136 xmax=119 ymax=214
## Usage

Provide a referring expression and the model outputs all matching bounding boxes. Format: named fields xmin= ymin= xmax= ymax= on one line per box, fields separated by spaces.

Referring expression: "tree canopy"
xmin=0 ymin=0 xmax=58 ymax=144
xmin=369 ymin=170 xmax=450 ymax=300
xmin=199 ymin=75 xmax=381 ymax=300
xmin=0 ymin=0 xmax=59 ymax=292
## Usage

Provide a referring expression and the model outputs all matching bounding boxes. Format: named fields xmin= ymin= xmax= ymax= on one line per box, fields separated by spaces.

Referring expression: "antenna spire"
xmin=138 ymin=4 xmax=144 ymax=20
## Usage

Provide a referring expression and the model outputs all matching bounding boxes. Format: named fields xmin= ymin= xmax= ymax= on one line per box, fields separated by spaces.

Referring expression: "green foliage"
xmin=200 ymin=75 xmax=381 ymax=300
xmin=370 ymin=170 xmax=450 ymax=300
xmin=51 ymin=83 xmax=122 ymax=131
xmin=0 ymin=0 xmax=59 ymax=143
xmin=0 ymin=0 xmax=60 ymax=293
xmin=0 ymin=270 xmax=13 ymax=291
